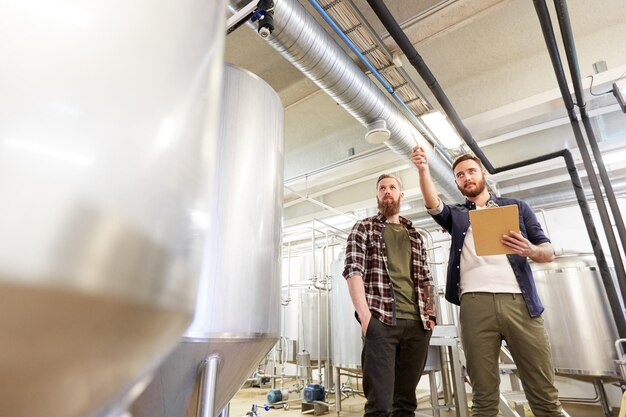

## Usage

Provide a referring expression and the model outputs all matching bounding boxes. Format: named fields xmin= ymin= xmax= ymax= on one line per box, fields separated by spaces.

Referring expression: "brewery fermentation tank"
xmin=0 ymin=1 xmax=226 ymax=416
xmin=131 ymin=64 xmax=284 ymax=417
xmin=282 ymin=283 xmax=331 ymax=360
xmin=281 ymin=251 xmax=330 ymax=361
xmin=532 ymin=253 xmax=620 ymax=377
xmin=331 ymin=253 xmax=362 ymax=370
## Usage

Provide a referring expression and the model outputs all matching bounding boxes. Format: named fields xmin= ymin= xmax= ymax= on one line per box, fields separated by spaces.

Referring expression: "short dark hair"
xmin=376 ymin=174 xmax=402 ymax=190
xmin=452 ymin=153 xmax=484 ymax=172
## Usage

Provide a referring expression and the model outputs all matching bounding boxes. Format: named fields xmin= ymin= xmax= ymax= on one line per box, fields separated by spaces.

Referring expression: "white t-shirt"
xmin=460 ymin=222 xmax=521 ymax=294
xmin=428 ymin=200 xmax=521 ymax=294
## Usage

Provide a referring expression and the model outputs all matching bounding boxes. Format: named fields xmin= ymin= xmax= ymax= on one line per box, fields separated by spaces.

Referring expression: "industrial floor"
xmin=228 ymin=386 xmax=619 ymax=417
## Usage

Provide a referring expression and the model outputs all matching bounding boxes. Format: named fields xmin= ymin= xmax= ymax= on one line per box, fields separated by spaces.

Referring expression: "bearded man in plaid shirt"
xmin=343 ymin=174 xmax=436 ymax=417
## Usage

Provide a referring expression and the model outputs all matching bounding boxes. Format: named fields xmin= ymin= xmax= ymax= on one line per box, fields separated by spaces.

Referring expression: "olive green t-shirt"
xmin=384 ymin=223 xmax=420 ymax=320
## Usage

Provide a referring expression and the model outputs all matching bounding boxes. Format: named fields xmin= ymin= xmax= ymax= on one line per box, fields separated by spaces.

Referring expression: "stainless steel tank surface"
xmin=0 ymin=1 xmax=226 ymax=416
xmin=282 ymin=282 xmax=331 ymax=360
xmin=331 ymin=253 xmax=362 ymax=370
xmin=131 ymin=64 xmax=284 ymax=417
xmin=532 ymin=253 xmax=620 ymax=377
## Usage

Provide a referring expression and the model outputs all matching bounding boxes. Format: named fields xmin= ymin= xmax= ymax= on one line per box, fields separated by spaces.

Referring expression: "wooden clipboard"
xmin=468 ymin=205 xmax=519 ymax=256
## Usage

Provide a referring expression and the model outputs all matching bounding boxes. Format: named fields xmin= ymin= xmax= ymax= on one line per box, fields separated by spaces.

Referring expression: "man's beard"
xmin=457 ymin=175 xmax=486 ymax=198
xmin=377 ymin=196 xmax=401 ymax=218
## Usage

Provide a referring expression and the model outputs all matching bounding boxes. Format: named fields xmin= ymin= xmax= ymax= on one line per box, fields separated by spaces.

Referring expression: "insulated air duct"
xmin=230 ymin=0 xmax=462 ymax=201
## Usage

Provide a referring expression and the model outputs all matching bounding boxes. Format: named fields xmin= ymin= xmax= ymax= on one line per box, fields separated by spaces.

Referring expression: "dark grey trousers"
xmin=361 ymin=317 xmax=431 ymax=417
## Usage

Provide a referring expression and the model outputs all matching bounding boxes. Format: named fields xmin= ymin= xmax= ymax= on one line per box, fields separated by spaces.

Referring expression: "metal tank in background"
xmin=282 ymin=282 xmax=331 ymax=361
xmin=330 ymin=253 xmax=362 ymax=371
xmin=274 ymin=231 xmax=344 ymax=389
xmin=532 ymin=252 xmax=620 ymax=377
xmin=131 ymin=64 xmax=284 ymax=417
xmin=0 ymin=1 xmax=226 ymax=417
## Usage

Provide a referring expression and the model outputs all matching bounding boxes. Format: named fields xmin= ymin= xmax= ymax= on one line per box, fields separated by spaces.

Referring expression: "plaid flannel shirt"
xmin=343 ymin=213 xmax=436 ymax=329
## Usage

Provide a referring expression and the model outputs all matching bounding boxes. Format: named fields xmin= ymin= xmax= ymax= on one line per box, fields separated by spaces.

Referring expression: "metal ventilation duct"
xmin=233 ymin=0 xmax=462 ymax=201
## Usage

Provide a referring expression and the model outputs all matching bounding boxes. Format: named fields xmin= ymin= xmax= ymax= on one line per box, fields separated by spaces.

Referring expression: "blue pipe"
xmin=307 ymin=0 xmax=453 ymax=163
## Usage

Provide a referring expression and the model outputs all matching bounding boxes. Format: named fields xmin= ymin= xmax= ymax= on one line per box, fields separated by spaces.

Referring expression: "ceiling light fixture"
xmin=364 ymin=119 xmax=391 ymax=143
xmin=421 ymin=111 xmax=463 ymax=149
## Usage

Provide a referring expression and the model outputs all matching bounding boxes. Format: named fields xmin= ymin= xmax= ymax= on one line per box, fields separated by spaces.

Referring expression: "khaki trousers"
xmin=459 ymin=293 xmax=563 ymax=417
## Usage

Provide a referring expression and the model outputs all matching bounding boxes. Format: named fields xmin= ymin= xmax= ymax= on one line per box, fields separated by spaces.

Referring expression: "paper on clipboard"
xmin=468 ymin=205 xmax=520 ymax=256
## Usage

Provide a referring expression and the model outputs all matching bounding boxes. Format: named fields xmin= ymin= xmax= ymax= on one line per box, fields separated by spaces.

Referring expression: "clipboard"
xmin=468 ymin=205 xmax=519 ymax=256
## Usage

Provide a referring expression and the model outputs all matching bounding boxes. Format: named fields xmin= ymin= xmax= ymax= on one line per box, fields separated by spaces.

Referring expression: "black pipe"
xmin=550 ymin=1 xmax=586 ymax=109
xmin=365 ymin=0 xmax=626 ymax=337
xmin=496 ymin=150 xmax=626 ymax=337
xmin=364 ymin=0 xmax=495 ymax=173
xmin=533 ymin=0 xmax=626 ymax=309
xmin=580 ymin=114 xmax=626 ymax=251
xmin=552 ymin=0 xmax=626 ymax=259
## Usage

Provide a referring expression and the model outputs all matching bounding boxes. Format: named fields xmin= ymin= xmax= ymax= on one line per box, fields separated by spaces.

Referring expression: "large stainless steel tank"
xmin=282 ymin=283 xmax=331 ymax=360
xmin=0 ymin=1 xmax=226 ymax=416
xmin=282 ymin=252 xmax=330 ymax=361
xmin=131 ymin=64 xmax=284 ymax=417
xmin=331 ymin=253 xmax=362 ymax=370
xmin=532 ymin=253 xmax=620 ymax=377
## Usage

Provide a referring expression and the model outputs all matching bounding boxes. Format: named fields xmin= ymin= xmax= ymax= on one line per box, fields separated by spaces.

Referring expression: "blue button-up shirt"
xmin=429 ymin=195 xmax=550 ymax=317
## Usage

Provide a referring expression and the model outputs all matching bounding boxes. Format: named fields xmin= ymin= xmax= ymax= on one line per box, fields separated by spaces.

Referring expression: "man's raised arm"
xmin=410 ymin=146 xmax=441 ymax=210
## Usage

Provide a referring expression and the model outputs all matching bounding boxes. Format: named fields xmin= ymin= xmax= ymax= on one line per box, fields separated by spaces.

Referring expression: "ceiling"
xmin=224 ymin=0 xmax=626 ymax=241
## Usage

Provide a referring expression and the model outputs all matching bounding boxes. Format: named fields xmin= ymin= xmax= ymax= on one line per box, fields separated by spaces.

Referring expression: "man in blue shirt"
xmin=411 ymin=148 xmax=564 ymax=417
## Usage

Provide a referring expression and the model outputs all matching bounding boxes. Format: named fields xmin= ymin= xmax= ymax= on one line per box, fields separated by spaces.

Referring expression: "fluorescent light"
xmin=421 ymin=111 xmax=463 ymax=148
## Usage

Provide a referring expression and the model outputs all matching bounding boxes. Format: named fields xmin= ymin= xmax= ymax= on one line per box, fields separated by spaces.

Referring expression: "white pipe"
xmin=324 ymin=232 xmax=332 ymax=390
xmin=286 ymin=242 xmax=292 ymax=304
xmin=312 ymin=219 xmax=317 ymax=283
xmin=314 ymin=219 xmax=322 ymax=384
xmin=317 ymin=282 xmax=322 ymax=384
xmin=280 ymin=336 xmax=286 ymax=390
xmin=272 ymin=340 xmax=278 ymax=390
